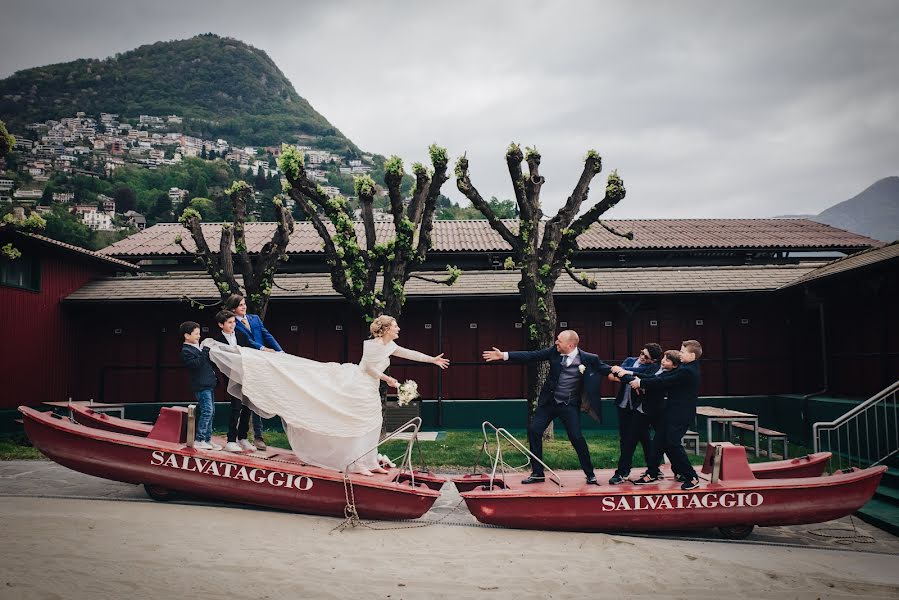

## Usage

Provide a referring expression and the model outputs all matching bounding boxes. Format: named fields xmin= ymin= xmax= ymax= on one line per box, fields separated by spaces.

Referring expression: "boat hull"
xmin=21 ymin=407 xmax=441 ymax=521
xmin=460 ymin=468 xmax=884 ymax=532
xmin=451 ymin=451 xmax=832 ymax=493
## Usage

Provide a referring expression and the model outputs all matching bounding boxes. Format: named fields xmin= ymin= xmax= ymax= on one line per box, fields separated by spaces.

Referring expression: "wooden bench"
xmin=682 ymin=430 xmax=700 ymax=455
xmin=731 ymin=421 xmax=788 ymax=458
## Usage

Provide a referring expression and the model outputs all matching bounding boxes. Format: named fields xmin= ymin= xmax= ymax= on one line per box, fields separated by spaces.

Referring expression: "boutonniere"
xmin=578 ymin=365 xmax=586 ymax=374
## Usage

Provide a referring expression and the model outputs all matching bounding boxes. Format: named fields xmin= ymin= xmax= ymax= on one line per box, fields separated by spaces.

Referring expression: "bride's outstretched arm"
xmin=392 ymin=345 xmax=450 ymax=369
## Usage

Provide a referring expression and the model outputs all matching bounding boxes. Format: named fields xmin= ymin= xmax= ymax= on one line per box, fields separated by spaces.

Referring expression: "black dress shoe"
xmin=521 ymin=474 xmax=545 ymax=484
xmin=608 ymin=473 xmax=627 ymax=485
xmin=586 ymin=475 xmax=598 ymax=485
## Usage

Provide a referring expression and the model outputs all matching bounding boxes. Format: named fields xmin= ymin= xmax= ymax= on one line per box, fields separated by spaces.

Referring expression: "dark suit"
xmin=234 ymin=313 xmax=282 ymax=438
xmin=211 ymin=329 xmax=252 ymax=443
xmin=506 ymin=347 xmax=612 ymax=477
xmin=614 ymin=358 xmax=661 ymax=477
xmin=636 ymin=361 xmax=701 ymax=479
xmin=180 ymin=344 xmax=217 ymax=392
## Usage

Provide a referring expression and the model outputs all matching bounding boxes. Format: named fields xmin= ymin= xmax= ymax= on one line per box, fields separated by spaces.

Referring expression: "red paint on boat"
xmin=20 ymin=406 xmax=442 ymax=520
xmin=458 ymin=444 xmax=883 ymax=532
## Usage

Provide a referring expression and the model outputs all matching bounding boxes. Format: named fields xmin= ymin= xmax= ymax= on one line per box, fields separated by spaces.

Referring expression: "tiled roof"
xmin=64 ymin=264 xmax=821 ymax=303
xmin=779 ymin=241 xmax=899 ymax=289
xmin=1 ymin=228 xmax=140 ymax=271
xmin=98 ymin=219 xmax=881 ymax=258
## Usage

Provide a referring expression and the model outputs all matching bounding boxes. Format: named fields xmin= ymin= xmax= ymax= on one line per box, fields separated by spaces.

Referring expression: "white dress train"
xmin=204 ymin=338 xmax=429 ymax=472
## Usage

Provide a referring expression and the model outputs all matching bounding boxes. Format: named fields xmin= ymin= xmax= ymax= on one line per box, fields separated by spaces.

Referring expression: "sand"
xmin=2 ymin=495 xmax=898 ymax=600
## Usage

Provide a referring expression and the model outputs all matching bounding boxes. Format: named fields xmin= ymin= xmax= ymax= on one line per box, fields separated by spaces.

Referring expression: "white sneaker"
xmin=208 ymin=441 xmax=223 ymax=451
xmin=238 ymin=439 xmax=255 ymax=452
xmin=223 ymin=442 xmax=243 ymax=452
xmin=193 ymin=440 xmax=212 ymax=450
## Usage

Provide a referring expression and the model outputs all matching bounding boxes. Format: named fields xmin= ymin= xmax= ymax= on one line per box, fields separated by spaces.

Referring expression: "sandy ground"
xmin=1 ymin=493 xmax=897 ymax=600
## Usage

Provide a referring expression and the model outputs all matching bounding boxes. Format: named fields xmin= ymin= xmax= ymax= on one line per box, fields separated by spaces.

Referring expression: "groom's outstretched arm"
xmin=505 ymin=347 xmax=556 ymax=364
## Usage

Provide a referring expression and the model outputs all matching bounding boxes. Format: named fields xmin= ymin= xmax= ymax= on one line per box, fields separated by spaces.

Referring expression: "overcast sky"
xmin=1 ymin=0 xmax=897 ymax=218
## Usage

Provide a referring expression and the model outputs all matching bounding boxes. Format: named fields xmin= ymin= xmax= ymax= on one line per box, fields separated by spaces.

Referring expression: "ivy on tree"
xmin=176 ymin=180 xmax=294 ymax=318
xmin=456 ymin=144 xmax=630 ymax=420
xmin=278 ymin=143 xmax=460 ymax=321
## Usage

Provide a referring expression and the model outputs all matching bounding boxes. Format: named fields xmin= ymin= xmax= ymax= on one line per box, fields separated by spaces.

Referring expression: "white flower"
xmin=578 ymin=364 xmax=586 ymax=374
xmin=397 ymin=380 xmax=419 ymax=406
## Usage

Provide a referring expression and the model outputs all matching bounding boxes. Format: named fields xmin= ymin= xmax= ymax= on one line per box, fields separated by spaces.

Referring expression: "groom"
xmin=483 ymin=330 xmax=612 ymax=485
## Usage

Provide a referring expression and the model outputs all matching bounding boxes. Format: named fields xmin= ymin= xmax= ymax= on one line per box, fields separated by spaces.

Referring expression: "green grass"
xmin=0 ymin=435 xmax=45 ymax=460
xmin=4 ymin=428 xmax=812 ymax=469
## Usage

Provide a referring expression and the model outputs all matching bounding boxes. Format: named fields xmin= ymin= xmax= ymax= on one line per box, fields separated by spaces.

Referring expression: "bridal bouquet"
xmin=397 ymin=380 xmax=419 ymax=406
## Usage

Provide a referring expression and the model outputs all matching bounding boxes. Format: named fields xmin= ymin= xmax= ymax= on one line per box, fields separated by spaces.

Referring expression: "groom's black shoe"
xmin=586 ymin=474 xmax=598 ymax=485
xmin=521 ymin=474 xmax=545 ymax=484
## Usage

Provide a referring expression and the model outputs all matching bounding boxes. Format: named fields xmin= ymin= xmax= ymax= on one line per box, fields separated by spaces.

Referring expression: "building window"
xmin=0 ymin=254 xmax=41 ymax=291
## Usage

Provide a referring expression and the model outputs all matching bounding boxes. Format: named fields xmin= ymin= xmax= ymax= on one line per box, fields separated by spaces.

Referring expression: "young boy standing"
xmin=179 ymin=321 xmax=221 ymax=450
xmin=210 ymin=310 xmax=254 ymax=453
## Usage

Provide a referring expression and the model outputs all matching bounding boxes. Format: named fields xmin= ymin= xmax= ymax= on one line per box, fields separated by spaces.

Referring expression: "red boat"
xmin=452 ymin=441 xmax=830 ymax=493
xmin=69 ymin=404 xmax=153 ymax=437
xmin=20 ymin=406 xmax=444 ymax=520
xmin=457 ymin=429 xmax=883 ymax=538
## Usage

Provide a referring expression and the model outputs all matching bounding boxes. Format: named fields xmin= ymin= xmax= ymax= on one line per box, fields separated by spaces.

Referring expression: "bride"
xmin=205 ymin=315 xmax=450 ymax=475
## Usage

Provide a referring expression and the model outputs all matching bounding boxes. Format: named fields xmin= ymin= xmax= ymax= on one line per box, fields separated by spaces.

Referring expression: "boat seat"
xmin=700 ymin=442 xmax=754 ymax=480
xmin=731 ymin=421 xmax=788 ymax=458
xmin=146 ymin=407 xmax=189 ymax=444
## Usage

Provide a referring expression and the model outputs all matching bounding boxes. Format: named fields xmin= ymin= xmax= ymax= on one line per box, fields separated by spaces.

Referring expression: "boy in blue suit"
xmin=224 ymin=293 xmax=283 ymax=450
xmin=179 ymin=321 xmax=220 ymax=450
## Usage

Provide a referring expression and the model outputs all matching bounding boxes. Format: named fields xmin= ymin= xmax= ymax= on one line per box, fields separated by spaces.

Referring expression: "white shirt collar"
xmin=565 ymin=347 xmax=579 ymax=359
xmin=185 ymin=342 xmax=201 ymax=350
xmin=223 ymin=330 xmax=237 ymax=345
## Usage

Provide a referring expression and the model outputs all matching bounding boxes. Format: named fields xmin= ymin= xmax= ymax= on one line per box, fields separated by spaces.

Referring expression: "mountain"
xmin=811 ymin=177 xmax=899 ymax=242
xmin=0 ymin=34 xmax=359 ymax=153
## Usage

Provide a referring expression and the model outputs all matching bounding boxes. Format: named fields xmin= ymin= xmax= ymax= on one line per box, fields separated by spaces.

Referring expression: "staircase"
xmin=856 ymin=467 xmax=899 ymax=536
xmin=813 ymin=381 xmax=899 ymax=536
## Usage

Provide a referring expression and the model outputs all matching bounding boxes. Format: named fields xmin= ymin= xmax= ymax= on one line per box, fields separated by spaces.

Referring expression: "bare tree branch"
xmin=564 ymin=263 xmax=598 ymax=289
xmin=455 ymin=154 xmax=520 ymax=251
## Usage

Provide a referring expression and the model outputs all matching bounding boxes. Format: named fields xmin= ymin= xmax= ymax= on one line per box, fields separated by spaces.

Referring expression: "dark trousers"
xmin=227 ymin=395 xmax=251 ymax=443
xmin=528 ymin=402 xmax=594 ymax=477
xmin=616 ymin=408 xmax=657 ymax=476
xmin=646 ymin=415 xmax=697 ymax=479
xmin=252 ymin=411 xmax=264 ymax=438
xmin=616 ymin=405 xmax=653 ymax=476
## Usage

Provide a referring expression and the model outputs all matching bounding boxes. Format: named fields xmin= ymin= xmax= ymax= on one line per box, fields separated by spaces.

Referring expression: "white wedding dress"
xmin=205 ymin=338 xmax=430 ymax=472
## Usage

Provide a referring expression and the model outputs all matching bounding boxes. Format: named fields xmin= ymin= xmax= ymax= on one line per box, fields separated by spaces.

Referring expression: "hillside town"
xmin=0 ymin=111 xmax=375 ymax=231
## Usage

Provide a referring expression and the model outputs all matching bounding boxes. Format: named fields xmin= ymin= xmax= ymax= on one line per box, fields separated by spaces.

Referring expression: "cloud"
xmin=1 ymin=0 xmax=897 ymax=218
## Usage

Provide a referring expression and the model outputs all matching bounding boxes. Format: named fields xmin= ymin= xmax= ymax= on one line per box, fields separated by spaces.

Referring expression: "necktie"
xmin=242 ymin=317 xmax=251 ymax=331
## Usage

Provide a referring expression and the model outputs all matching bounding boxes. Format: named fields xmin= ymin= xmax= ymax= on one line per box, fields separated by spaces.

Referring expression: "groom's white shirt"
xmin=502 ymin=347 xmax=580 ymax=365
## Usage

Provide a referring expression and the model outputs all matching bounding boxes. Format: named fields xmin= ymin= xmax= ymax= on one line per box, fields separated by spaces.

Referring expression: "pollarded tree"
xmin=176 ymin=180 xmax=294 ymax=319
xmin=456 ymin=144 xmax=629 ymax=420
xmin=278 ymin=144 xmax=459 ymax=321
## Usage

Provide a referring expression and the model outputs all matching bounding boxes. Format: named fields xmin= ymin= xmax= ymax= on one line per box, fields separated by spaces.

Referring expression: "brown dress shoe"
xmin=253 ymin=438 xmax=267 ymax=451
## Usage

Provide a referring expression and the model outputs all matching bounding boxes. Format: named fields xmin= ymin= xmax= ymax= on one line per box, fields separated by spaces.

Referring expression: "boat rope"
xmin=332 ymin=473 xmax=467 ymax=534
xmin=806 ymin=514 xmax=876 ymax=545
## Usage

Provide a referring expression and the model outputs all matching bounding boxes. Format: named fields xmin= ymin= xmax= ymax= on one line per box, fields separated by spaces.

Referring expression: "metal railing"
xmin=480 ymin=421 xmax=563 ymax=491
xmin=345 ymin=417 xmax=424 ymax=486
xmin=813 ymin=380 xmax=899 ymax=472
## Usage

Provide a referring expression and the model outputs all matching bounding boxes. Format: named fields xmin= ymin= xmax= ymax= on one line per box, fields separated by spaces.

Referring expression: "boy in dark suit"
xmin=179 ymin=321 xmax=220 ymax=450
xmin=483 ymin=330 xmax=612 ymax=485
xmin=210 ymin=310 xmax=254 ymax=453
xmin=626 ymin=340 xmax=703 ymax=491
xmin=608 ymin=343 xmax=663 ymax=484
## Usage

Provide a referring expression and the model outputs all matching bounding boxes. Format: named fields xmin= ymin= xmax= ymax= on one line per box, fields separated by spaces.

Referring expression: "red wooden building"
xmin=3 ymin=219 xmax=895 ymax=420
xmin=0 ymin=227 xmax=139 ymax=412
